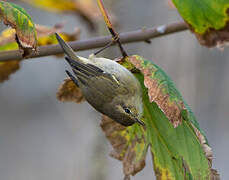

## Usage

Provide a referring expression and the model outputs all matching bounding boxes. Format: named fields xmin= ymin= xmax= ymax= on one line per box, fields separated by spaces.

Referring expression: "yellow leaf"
xmin=20 ymin=0 xmax=77 ymax=12
xmin=20 ymin=0 xmax=101 ymax=29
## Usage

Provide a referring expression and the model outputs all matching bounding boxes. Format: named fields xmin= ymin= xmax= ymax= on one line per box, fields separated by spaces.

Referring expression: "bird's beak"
xmin=134 ymin=118 xmax=145 ymax=126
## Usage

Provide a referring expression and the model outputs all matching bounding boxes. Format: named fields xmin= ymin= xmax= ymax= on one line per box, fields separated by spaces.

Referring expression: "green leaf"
xmin=172 ymin=0 xmax=229 ymax=47
xmin=101 ymin=55 xmax=219 ymax=179
xmin=0 ymin=1 xmax=37 ymax=56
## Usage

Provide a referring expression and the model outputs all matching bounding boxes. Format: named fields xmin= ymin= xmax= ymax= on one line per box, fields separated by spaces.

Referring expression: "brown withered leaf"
xmin=36 ymin=23 xmax=64 ymax=38
xmin=37 ymin=27 xmax=80 ymax=48
xmin=0 ymin=61 xmax=20 ymax=82
xmin=100 ymin=115 xmax=148 ymax=177
xmin=56 ymin=78 xmax=85 ymax=103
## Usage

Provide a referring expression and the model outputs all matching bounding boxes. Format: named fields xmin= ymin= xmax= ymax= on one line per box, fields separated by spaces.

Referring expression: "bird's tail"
xmin=55 ymin=33 xmax=81 ymax=61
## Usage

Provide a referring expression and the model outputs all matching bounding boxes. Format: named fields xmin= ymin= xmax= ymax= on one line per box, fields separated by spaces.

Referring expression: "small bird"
xmin=56 ymin=33 xmax=144 ymax=126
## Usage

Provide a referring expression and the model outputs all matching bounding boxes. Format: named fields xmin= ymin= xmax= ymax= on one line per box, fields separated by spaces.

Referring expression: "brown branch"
xmin=0 ymin=21 xmax=188 ymax=62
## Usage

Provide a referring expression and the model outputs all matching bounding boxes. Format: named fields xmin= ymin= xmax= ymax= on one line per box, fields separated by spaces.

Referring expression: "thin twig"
xmin=0 ymin=21 xmax=188 ymax=62
xmin=97 ymin=0 xmax=128 ymax=57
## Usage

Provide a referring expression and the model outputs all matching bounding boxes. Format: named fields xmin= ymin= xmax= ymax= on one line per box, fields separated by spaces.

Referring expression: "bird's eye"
xmin=124 ymin=108 xmax=131 ymax=114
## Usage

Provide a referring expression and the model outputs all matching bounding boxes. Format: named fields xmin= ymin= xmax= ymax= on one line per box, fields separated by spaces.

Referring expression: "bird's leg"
xmin=94 ymin=34 xmax=125 ymax=56
xmin=94 ymin=37 xmax=116 ymax=56
xmin=113 ymin=34 xmax=128 ymax=58
xmin=109 ymin=28 xmax=128 ymax=58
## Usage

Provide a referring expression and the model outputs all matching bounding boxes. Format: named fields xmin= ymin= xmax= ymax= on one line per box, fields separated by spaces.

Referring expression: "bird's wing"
xmin=65 ymin=57 xmax=129 ymax=98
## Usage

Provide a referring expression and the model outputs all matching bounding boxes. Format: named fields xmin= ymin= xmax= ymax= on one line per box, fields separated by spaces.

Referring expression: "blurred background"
xmin=0 ymin=0 xmax=228 ymax=179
